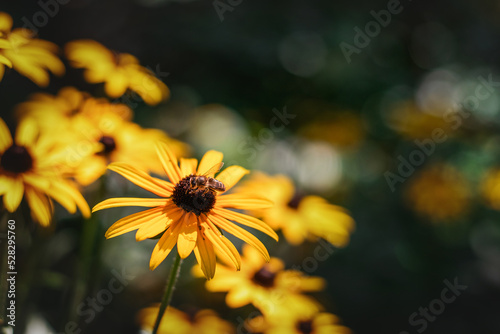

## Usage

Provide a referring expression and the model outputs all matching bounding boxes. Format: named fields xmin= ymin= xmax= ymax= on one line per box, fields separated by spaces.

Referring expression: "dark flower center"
xmin=98 ymin=136 xmax=116 ymax=155
xmin=287 ymin=192 xmax=304 ymax=209
xmin=1 ymin=144 xmax=33 ymax=174
xmin=252 ymin=267 xmax=276 ymax=288
xmin=296 ymin=320 xmax=314 ymax=334
xmin=172 ymin=175 xmax=216 ymax=216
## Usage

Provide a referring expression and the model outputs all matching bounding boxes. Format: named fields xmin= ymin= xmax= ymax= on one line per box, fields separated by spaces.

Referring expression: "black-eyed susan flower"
xmin=405 ymin=163 xmax=470 ymax=222
xmin=92 ymin=143 xmax=277 ymax=279
xmin=0 ymin=12 xmax=64 ymax=86
xmin=0 ymin=117 xmax=91 ymax=226
xmin=138 ymin=306 xmax=235 ymax=334
xmin=246 ymin=312 xmax=351 ymax=334
xmin=236 ymin=172 xmax=354 ymax=246
xmin=65 ymin=40 xmax=169 ymax=105
xmin=481 ymin=168 xmax=500 ymax=210
xmin=16 ymin=87 xmax=186 ymax=186
xmin=195 ymin=244 xmax=324 ymax=317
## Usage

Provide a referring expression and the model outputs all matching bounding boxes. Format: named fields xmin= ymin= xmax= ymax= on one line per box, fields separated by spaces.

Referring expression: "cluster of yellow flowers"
xmin=0 ymin=10 xmax=355 ymax=334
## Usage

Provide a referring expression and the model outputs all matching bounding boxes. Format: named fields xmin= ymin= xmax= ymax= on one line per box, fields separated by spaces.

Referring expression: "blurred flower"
xmin=388 ymin=100 xmax=454 ymax=140
xmin=236 ymin=172 xmax=354 ymax=246
xmin=0 ymin=12 xmax=64 ymax=86
xmin=299 ymin=112 xmax=365 ymax=149
xmin=195 ymin=244 xmax=324 ymax=318
xmin=246 ymin=312 xmax=351 ymax=334
xmin=138 ymin=306 xmax=235 ymax=334
xmin=481 ymin=168 xmax=500 ymax=210
xmin=16 ymin=87 xmax=186 ymax=186
xmin=405 ymin=164 xmax=470 ymax=222
xmin=65 ymin=40 xmax=169 ymax=105
xmin=92 ymin=143 xmax=277 ymax=279
xmin=0 ymin=117 xmax=90 ymax=226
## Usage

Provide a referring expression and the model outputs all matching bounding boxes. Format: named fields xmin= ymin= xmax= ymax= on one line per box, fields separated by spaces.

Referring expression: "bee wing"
xmin=201 ymin=162 xmax=224 ymax=177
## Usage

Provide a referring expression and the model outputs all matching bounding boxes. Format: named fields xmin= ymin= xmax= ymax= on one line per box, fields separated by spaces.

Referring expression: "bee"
xmin=189 ymin=162 xmax=226 ymax=193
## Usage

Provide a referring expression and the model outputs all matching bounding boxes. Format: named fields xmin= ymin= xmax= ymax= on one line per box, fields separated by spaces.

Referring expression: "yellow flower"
xmin=387 ymin=100 xmax=453 ymax=140
xmin=236 ymin=173 xmax=354 ymax=246
xmin=138 ymin=306 xmax=235 ymax=334
xmin=16 ymin=87 xmax=186 ymax=186
xmin=246 ymin=313 xmax=351 ymax=334
xmin=0 ymin=117 xmax=90 ymax=226
xmin=92 ymin=143 xmax=278 ymax=279
xmin=65 ymin=40 xmax=169 ymax=105
xmin=0 ymin=12 xmax=64 ymax=86
xmin=481 ymin=169 xmax=500 ymax=210
xmin=197 ymin=244 xmax=324 ymax=318
xmin=405 ymin=164 xmax=470 ymax=222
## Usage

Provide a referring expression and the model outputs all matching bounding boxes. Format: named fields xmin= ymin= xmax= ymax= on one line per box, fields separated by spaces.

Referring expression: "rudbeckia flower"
xmin=405 ymin=163 xmax=470 ymax=222
xmin=0 ymin=12 xmax=64 ymax=86
xmin=481 ymin=168 xmax=500 ymax=210
xmin=236 ymin=173 xmax=354 ymax=246
xmin=246 ymin=312 xmax=351 ymax=334
xmin=195 ymin=244 xmax=324 ymax=317
xmin=0 ymin=117 xmax=90 ymax=226
xmin=92 ymin=143 xmax=278 ymax=279
xmin=138 ymin=306 xmax=235 ymax=334
xmin=16 ymin=87 xmax=186 ymax=186
xmin=65 ymin=40 xmax=169 ymax=105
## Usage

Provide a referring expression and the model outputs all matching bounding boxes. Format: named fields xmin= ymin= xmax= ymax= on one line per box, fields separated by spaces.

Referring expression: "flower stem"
xmin=152 ymin=253 xmax=183 ymax=334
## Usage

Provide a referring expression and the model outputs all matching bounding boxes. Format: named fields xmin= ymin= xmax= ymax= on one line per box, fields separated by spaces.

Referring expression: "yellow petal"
xmin=105 ymin=206 xmax=165 ymax=239
xmin=155 ymin=142 xmax=182 ymax=184
xmin=202 ymin=218 xmax=241 ymax=271
xmin=108 ymin=162 xmax=173 ymax=197
xmin=0 ymin=55 xmax=12 ymax=68
xmin=15 ymin=117 xmax=38 ymax=146
xmin=176 ymin=213 xmax=198 ymax=259
xmin=216 ymin=194 xmax=273 ymax=210
xmin=25 ymin=187 xmax=52 ymax=226
xmin=92 ymin=197 xmax=167 ymax=212
xmin=3 ymin=177 xmax=24 ymax=212
xmin=215 ymin=165 xmax=249 ymax=191
xmin=135 ymin=215 xmax=172 ymax=241
xmin=0 ymin=117 xmax=13 ymax=152
xmin=209 ymin=213 xmax=270 ymax=262
xmin=213 ymin=208 xmax=278 ymax=241
xmin=226 ymin=288 xmax=252 ymax=308
xmin=197 ymin=150 xmax=223 ymax=177
xmin=193 ymin=228 xmax=217 ymax=280
xmin=104 ymin=72 xmax=128 ymax=98
xmin=149 ymin=222 xmax=182 ymax=270
xmin=179 ymin=158 xmax=197 ymax=178
xmin=0 ymin=12 xmax=13 ymax=32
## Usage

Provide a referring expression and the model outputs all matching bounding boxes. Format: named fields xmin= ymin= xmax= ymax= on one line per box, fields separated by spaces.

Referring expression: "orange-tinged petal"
xmin=93 ymin=197 xmax=168 ymax=212
xmin=108 ymin=162 xmax=173 ymax=197
xmin=215 ymin=165 xmax=249 ymax=191
xmin=25 ymin=187 xmax=52 ymax=226
xmin=180 ymin=158 xmax=197 ymax=178
xmin=105 ymin=206 xmax=165 ymax=238
xmin=0 ymin=118 xmax=13 ymax=152
xmin=15 ymin=117 xmax=38 ymax=146
xmin=216 ymin=194 xmax=273 ymax=210
xmin=193 ymin=229 xmax=217 ymax=280
xmin=150 ymin=222 xmax=182 ymax=270
xmin=225 ymin=288 xmax=252 ymax=308
xmin=135 ymin=215 xmax=172 ymax=241
xmin=197 ymin=150 xmax=223 ymax=177
xmin=203 ymin=218 xmax=241 ymax=271
xmin=155 ymin=142 xmax=182 ymax=184
xmin=208 ymin=213 xmax=270 ymax=262
xmin=3 ymin=177 xmax=24 ymax=212
xmin=177 ymin=213 xmax=198 ymax=259
xmin=212 ymin=208 xmax=278 ymax=241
